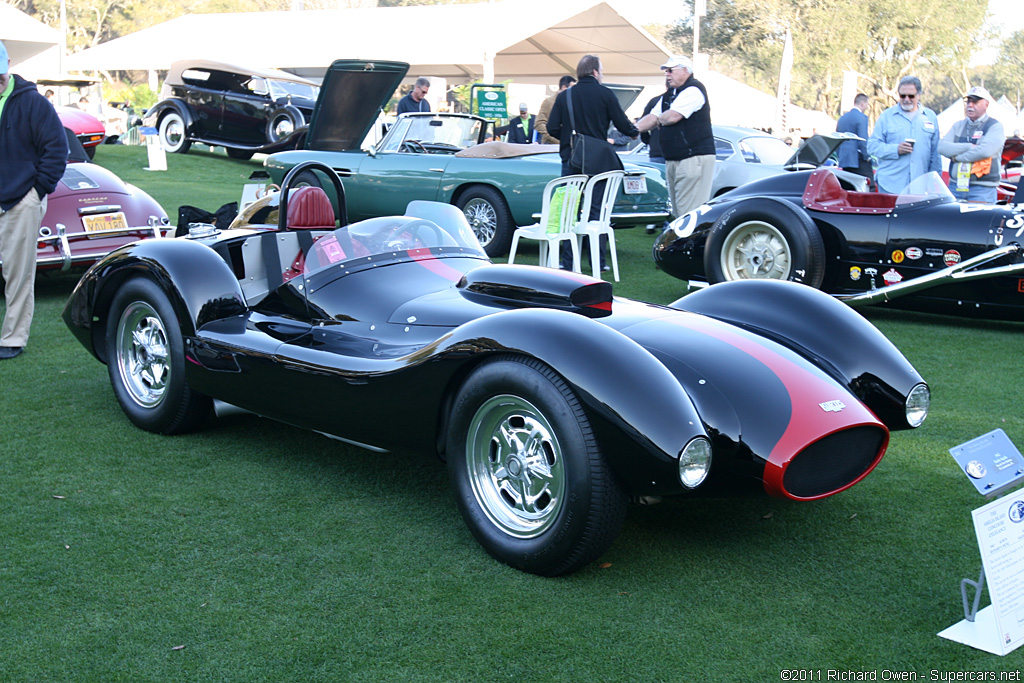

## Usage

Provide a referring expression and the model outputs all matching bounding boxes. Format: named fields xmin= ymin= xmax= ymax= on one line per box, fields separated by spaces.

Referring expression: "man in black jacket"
xmin=547 ymin=55 xmax=637 ymax=270
xmin=638 ymin=55 xmax=715 ymax=219
xmin=0 ymin=40 xmax=68 ymax=360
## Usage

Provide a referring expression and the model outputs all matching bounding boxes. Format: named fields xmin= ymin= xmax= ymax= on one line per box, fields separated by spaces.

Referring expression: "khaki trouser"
xmin=0 ymin=189 xmax=46 ymax=347
xmin=666 ymin=154 xmax=716 ymax=218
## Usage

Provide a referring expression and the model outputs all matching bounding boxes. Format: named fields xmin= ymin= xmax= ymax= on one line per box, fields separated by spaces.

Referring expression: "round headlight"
xmin=905 ymin=383 xmax=930 ymax=428
xmin=678 ymin=437 xmax=712 ymax=489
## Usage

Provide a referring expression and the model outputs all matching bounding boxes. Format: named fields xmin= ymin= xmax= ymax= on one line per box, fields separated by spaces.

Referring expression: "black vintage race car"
xmin=63 ymin=162 xmax=930 ymax=576
xmin=654 ymin=168 xmax=1024 ymax=320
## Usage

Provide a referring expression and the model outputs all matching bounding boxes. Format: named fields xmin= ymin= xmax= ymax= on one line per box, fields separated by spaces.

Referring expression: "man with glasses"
xmin=867 ymin=75 xmax=941 ymax=194
xmin=938 ymin=86 xmax=1004 ymax=204
xmin=637 ymin=55 xmax=715 ymax=219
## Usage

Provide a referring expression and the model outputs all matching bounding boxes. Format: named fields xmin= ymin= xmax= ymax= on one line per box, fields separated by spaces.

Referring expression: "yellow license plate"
xmin=83 ymin=212 xmax=128 ymax=233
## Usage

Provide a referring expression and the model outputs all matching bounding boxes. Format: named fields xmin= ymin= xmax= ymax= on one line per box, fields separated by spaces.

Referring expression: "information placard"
xmin=939 ymin=493 xmax=1024 ymax=655
xmin=475 ymin=90 xmax=507 ymax=119
xmin=949 ymin=428 xmax=1024 ymax=496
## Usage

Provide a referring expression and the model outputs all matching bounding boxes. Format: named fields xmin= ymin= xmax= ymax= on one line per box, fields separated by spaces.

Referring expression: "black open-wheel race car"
xmin=654 ymin=167 xmax=1024 ymax=320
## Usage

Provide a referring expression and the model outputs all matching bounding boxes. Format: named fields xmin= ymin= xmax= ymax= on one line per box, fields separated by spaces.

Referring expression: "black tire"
xmin=266 ymin=105 xmax=304 ymax=143
xmin=704 ymin=197 xmax=825 ymax=288
xmin=291 ymin=169 xmax=322 ymax=189
xmin=455 ymin=186 xmax=514 ymax=257
xmin=158 ymin=111 xmax=191 ymax=154
xmin=447 ymin=356 xmax=627 ymax=576
xmin=106 ymin=278 xmax=210 ymax=435
xmin=226 ymin=148 xmax=255 ymax=160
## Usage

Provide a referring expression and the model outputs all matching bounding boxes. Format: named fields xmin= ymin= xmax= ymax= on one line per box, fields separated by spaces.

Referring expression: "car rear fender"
xmin=671 ymin=279 xmax=926 ymax=429
xmin=65 ymin=239 xmax=246 ymax=364
xmin=432 ymin=307 xmax=708 ymax=489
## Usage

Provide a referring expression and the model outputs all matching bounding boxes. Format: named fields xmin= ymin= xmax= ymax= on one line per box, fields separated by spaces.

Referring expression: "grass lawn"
xmin=1 ymin=144 xmax=1022 ymax=681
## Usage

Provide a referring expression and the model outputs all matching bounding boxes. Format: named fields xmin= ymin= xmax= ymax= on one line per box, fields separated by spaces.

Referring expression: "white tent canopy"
xmin=64 ymin=0 xmax=669 ymax=83
xmin=0 ymin=3 xmax=61 ymax=76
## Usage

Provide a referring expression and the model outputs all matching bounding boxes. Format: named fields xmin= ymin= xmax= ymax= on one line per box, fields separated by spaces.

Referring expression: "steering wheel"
xmin=400 ymin=140 xmax=427 ymax=154
xmin=376 ymin=219 xmax=446 ymax=250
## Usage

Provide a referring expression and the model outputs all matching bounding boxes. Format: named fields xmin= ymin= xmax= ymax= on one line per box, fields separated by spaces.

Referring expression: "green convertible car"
xmin=261 ymin=59 xmax=671 ymax=256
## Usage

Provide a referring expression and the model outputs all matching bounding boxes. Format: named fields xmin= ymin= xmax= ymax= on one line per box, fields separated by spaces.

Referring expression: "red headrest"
xmin=287 ymin=186 xmax=336 ymax=230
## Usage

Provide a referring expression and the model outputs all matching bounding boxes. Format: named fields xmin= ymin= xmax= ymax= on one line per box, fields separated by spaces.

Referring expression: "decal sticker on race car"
xmin=1018 ymin=280 xmax=1024 ymax=294
xmin=906 ymin=247 xmax=923 ymax=260
xmin=883 ymin=269 xmax=903 ymax=286
xmin=819 ymin=400 xmax=846 ymax=413
xmin=944 ymin=250 xmax=962 ymax=267
xmin=892 ymin=250 xmax=905 ymax=264
xmin=925 ymin=248 xmax=944 ymax=258
xmin=849 ymin=266 xmax=862 ymax=281
xmin=958 ymin=203 xmax=998 ymax=213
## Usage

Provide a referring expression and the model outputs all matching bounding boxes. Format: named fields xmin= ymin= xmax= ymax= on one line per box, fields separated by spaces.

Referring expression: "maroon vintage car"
xmin=24 ymin=129 xmax=171 ymax=271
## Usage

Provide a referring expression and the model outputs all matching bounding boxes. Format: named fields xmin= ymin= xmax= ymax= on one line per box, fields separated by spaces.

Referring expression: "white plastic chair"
xmin=575 ymin=170 xmax=625 ymax=281
xmin=508 ymin=174 xmax=588 ymax=269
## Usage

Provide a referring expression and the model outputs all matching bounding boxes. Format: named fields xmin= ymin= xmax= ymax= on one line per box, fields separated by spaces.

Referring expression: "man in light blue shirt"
xmin=867 ymin=76 xmax=941 ymax=194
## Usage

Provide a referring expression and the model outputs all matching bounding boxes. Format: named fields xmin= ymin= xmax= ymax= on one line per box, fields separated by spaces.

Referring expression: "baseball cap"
xmin=660 ymin=55 xmax=693 ymax=71
xmin=965 ymin=85 xmax=991 ymax=102
xmin=519 ymin=102 xmax=528 ymax=112
xmin=0 ymin=40 xmax=9 ymax=76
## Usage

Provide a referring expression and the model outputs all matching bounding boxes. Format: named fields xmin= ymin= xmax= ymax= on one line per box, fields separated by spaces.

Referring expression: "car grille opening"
xmin=782 ymin=426 xmax=887 ymax=499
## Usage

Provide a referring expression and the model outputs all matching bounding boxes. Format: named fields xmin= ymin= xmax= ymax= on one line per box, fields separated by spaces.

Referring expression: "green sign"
xmin=475 ymin=89 xmax=507 ymax=119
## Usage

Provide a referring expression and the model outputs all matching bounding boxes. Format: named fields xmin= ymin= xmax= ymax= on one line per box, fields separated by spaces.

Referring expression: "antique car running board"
xmin=836 ymin=244 xmax=1024 ymax=307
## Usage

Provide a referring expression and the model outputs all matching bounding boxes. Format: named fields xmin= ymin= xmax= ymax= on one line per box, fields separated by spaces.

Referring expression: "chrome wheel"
xmin=465 ymin=394 xmax=566 ymax=539
xmin=720 ymin=220 xmax=792 ymax=280
xmin=462 ymin=197 xmax=497 ymax=248
xmin=114 ymin=301 xmax=170 ymax=409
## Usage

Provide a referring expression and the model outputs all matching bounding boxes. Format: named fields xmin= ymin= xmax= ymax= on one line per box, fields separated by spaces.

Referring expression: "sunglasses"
xmin=898 ymin=93 xmax=917 ymax=100
xmin=964 ymin=97 xmax=983 ymax=103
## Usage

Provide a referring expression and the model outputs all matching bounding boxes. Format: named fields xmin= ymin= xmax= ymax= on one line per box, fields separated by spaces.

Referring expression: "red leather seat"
xmin=287 ymin=186 xmax=336 ymax=230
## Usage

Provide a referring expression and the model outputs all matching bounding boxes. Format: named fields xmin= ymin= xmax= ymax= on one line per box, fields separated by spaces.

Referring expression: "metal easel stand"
xmin=960 ymin=568 xmax=985 ymax=622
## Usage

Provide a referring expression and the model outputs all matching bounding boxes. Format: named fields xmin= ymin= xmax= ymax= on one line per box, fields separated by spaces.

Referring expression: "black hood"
xmin=306 ymin=60 xmax=410 ymax=152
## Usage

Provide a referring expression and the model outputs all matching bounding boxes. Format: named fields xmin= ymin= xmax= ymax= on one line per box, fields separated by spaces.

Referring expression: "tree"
xmin=666 ymin=0 xmax=989 ymax=117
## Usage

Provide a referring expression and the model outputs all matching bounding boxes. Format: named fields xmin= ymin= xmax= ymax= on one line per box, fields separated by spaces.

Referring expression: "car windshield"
xmin=378 ymin=115 xmax=484 ymax=152
xmin=895 ymin=171 xmax=956 ymax=206
xmin=738 ymin=135 xmax=795 ymax=165
xmin=301 ymin=203 xmax=485 ymax=276
xmin=267 ymin=79 xmax=319 ymax=101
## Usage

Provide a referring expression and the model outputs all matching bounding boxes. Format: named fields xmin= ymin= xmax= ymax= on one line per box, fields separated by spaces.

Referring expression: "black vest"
xmin=659 ymin=76 xmax=714 ymax=161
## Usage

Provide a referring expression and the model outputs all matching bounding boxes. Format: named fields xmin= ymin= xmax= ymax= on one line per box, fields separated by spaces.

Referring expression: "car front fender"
xmin=433 ymin=307 xmax=708 ymax=491
xmin=144 ymin=98 xmax=197 ymax=132
xmin=63 ymin=238 xmax=246 ymax=364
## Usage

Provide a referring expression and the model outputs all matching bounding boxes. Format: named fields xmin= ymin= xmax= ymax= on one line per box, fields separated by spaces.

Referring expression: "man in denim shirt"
xmin=867 ymin=76 xmax=941 ymax=194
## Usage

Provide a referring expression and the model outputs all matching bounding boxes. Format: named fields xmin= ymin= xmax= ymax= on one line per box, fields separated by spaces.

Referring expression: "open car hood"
xmin=306 ymin=59 xmax=410 ymax=152
xmin=605 ymin=83 xmax=644 ymax=114
xmin=785 ymin=132 xmax=861 ymax=168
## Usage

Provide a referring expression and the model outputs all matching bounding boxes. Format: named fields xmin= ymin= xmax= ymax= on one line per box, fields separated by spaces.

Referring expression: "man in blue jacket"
xmin=0 ymin=40 xmax=68 ymax=360
xmin=836 ymin=93 xmax=872 ymax=180
xmin=867 ymin=76 xmax=941 ymax=195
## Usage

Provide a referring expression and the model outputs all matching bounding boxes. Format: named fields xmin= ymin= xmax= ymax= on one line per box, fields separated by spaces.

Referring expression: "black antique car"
xmin=63 ymin=162 xmax=929 ymax=576
xmin=654 ymin=168 xmax=1024 ymax=320
xmin=144 ymin=60 xmax=319 ymax=160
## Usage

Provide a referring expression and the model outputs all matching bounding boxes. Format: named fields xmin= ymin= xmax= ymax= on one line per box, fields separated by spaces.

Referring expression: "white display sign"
xmin=939 ymin=493 xmax=1024 ymax=655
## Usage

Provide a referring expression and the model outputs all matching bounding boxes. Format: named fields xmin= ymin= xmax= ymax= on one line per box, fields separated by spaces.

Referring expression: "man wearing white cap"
xmin=0 ymin=39 xmax=68 ymax=360
xmin=637 ymin=55 xmax=715 ymax=219
xmin=938 ymin=85 xmax=1004 ymax=204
